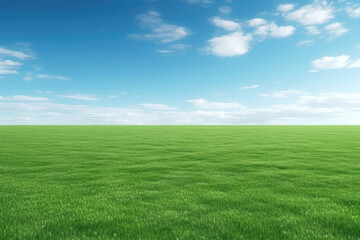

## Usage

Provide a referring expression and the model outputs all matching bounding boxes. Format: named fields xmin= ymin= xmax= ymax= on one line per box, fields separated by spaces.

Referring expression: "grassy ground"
xmin=0 ymin=126 xmax=360 ymax=239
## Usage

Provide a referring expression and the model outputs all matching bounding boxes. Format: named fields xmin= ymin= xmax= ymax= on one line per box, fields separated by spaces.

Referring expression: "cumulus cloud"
xmin=347 ymin=59 xmax=360 ymax=69
xmin=285 ymin=1 xmax=334 ymax=25
xmin=187 ymin=99 xmax=244 ymax=109
xmin=247 ymin=18 xmax=267 ymax=27
xmin=254 ymin=22 xmax=295 ymax=38
xmin=277 ymin=4 xmax=295 ymax=13
xmin=206 ymin=31 xmax=252 ymax=57
xmin=324 ymin=22 xmax=349 ymax=38
xmin=130 ymin=11 xmax=190 ymax=43
xmin=211 ymin=17 xmax=241 ymax=31
xmin=312 ymin=55 xmax=350 ymax=69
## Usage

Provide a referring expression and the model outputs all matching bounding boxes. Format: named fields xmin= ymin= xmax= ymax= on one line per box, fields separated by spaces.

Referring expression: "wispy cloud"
xmin=187 ymin=99 xmax=244 ymax=109
xmin=297 ymin=40 xmax=315 ymax=47
xmin=140 ymin=103 xmax=177 ymax=110
xmin=324 ymin=22 xmax=349 ymax=38
xmin=130 ymin=11 xmax=190 ymax=43
xmin=35 ymin=74 xmax=70 ymax=80
xmin=59 ymin=94 xmax=99 ymax=101
xmin=0 ymin=95 xmax=49 ymax=101
xmin=345 ymin=6 xmax=360 ymax=18
xmin=3 ymin=91 xmax=360 ymax=125
xmin=0 ymin=47 xmax=31 ymax=60
xmin=0 ymin=69 xmax=18 ymax=74
xmin=186 ymin=0 xmax=213 ymax=4
xmin=306 ymin=26 xmax=321 ymax=35
xmin=312 ymin=55 xmax=350 ymax=70
xmin=261 ymin=90 xmax=306 ymax=98
xmin=241 ymin=84 xmax=259 ymax=90
xmin=0 ymin=59 xmax=23 ymax=75
xmin=219 ymin=6 xmax=231 ymax=14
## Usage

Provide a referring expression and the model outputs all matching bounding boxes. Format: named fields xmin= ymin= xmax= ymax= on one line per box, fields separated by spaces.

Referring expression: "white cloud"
xmin=298 ymin=92 xmax=360 ymax=107
xmin=324 ymin=22 xmax=349 ymax=38
xmin=187 ymin=99 xmax=244 ymax=109
xmin=247 ymin=18 xmax=267 ymax=27
xmin=35 ymin=74 xmax=70 ymax=80
xmin=241 ymin=84 xmax=259 ymax=90
xmin=140 ymin=103 xmax=177 ymax=110
xmin=306 ymin=26 xmax=321 ymax=35
xmin=186 ymin=0 xmax=213 ymax=4
xmin=211 ymin=17 xmax=241 ymax=31
xmin=219 ymin=6 xmax=231 ymax=14
xmin=171 ymin=44 xmax=187 ymax=50
xmin=347 ymin=59 xmax=360 ymax=69
xmin=3 ymin=92 xmax=360 ymax=125
xmin=0 ymin=69 xmax=18 ymax=74
xmin=0 ymin=59 xmax=23 ymax=75
xmin=130 ymin=11 xmax=190 ymax=43
xmin=312 ymin=55 xmax=350 ymax=69
xmin=36 ymin=90 xmax=54 ymax=94
xmin=285 ymin=1 xmax=334 ymax=25
xmin=22 ymin=72 xmax=32 ymax=81
xmin=0 ymin=60 xmax=23 ymax=68
xmin=0 ymin=47 xmax=31 ymax=60
xmin=156 ymin=50 xmax=173 ymax=54
xmin=0 ymin=95 xmax=49 ymax=101
xmin=206 ymin=31 xmax=252 ymax=57
xmin=156 ymin=44 xmax=188 ymax=54
xmin=59 ymin=94 xmax=99 ymax=101
xmin=297 ymin=40 xmax=315 ymax=47
xmin=277 ymin=4 xmax=295 ymax=13
xmin=261 ymin=90 xmax=306 ymax=98
xmin=254 ymin=22 xmax=295 ymax=38
xmin=345 ymin=6 xmax=360 ymax=18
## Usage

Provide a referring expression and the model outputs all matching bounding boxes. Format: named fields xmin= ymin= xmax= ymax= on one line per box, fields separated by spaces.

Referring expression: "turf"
xmin=0 ymin=126 xmax=360 ymax=239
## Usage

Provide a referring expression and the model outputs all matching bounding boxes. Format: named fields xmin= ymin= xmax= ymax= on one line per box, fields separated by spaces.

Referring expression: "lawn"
xmin=0 ymin=126 xmax=359 ymax=239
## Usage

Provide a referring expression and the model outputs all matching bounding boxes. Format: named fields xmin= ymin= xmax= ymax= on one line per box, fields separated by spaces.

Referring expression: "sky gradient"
xmin=1 ymin=0 xmax=360 ymax=124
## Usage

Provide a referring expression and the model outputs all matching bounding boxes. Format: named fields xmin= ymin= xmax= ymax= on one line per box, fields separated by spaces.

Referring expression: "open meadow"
xmin=1 ymin=126 xmax=360 ymax=239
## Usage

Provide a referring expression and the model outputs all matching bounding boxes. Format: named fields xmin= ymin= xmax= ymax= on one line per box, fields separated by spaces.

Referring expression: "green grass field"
xmin=1 ymin=126 xmax=360 ymax=239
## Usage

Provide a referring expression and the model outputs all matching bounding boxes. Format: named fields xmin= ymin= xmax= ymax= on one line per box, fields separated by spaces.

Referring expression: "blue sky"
xmin=1 ymin=0 xmax=360 ymax=124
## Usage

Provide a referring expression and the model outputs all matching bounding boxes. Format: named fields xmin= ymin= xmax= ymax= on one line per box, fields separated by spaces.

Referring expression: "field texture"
xmin=1 ymin=126 xmax=360 ymax=239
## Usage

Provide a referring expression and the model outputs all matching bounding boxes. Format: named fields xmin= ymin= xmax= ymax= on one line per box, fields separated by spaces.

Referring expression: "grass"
xmin=0 ymin=126 xmax=360 ymax=239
